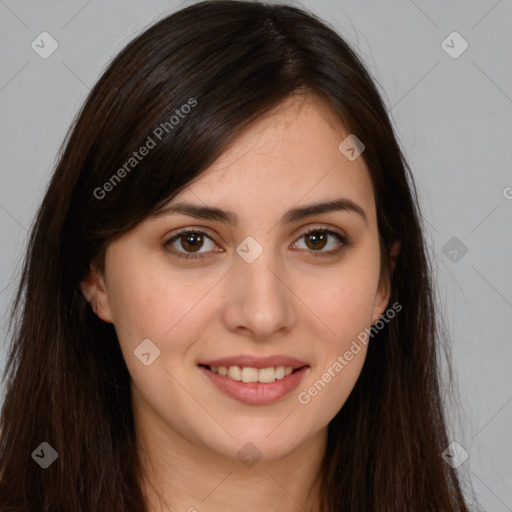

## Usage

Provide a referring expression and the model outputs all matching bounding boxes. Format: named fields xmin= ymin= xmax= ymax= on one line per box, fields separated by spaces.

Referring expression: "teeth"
xmin=228 ymin=366 xmax=242 ymax=381
xmin=257 ymin=367 xmax=275 ymax=383
xmin=241 ymin=367 xmax=258 ymax=383
xmin=208 ymin=365 xmax=298 ymax=383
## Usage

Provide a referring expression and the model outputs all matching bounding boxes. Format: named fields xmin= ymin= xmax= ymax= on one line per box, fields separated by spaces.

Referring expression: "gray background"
xmin=0 ymin=1 xmax=511 ymax=510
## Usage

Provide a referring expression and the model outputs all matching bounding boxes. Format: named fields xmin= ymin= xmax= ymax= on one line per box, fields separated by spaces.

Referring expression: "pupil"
xmin=307 ymin=231 xmax=326 ymax=250
xmin=183 ymin=233 xmax=203 ymax=252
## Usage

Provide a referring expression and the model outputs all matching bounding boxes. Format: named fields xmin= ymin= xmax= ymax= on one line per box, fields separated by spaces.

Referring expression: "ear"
xmin=80 ymin=263 xmax=114 ymax=323
xmin=371 ymin=240 xmax=401 ymax=325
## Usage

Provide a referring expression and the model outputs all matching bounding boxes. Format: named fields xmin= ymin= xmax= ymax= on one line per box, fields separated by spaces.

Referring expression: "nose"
xmin=220 ymin=246 xmax=297 ymax=339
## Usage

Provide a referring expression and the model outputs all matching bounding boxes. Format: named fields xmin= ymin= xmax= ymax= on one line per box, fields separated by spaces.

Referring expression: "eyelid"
xmin=292 ymin=223 xmax=347 ymax=240
xmin=164 ymin=223 xmax=347 ymax=242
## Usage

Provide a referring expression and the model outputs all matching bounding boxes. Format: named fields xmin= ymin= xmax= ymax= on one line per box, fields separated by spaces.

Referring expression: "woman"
xmin=0 ymin=1 xmax=479 ymax=510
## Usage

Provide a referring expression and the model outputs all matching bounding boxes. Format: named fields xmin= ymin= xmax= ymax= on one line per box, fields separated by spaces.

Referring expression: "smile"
xmin=205 ymin=365 xmax=298 ymax=383
xmin=198 ymin=364 xmax=310 ymax=405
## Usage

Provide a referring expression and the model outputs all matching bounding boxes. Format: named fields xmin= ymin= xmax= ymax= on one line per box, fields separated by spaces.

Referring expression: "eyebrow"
xmin=153 ymin=198 xmax=368 ymax=226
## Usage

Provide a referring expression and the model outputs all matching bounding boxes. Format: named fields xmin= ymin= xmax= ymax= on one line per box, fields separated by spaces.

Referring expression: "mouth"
xmin=199 ymin=364 xmax=306 ymax=384
xmin=197 ymin=361 xmax=310 ymax=405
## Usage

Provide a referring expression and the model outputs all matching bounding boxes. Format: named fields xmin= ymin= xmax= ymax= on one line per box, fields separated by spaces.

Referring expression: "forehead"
xmin=165 ymin=95 xmax=376 ymax=224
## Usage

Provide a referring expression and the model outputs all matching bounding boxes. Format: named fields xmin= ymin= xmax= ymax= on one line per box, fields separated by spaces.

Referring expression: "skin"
xmin=81 ymin=94 xmax=399 ymax=512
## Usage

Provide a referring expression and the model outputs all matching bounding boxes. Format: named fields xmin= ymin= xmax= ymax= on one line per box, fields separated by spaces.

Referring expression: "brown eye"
xmin=304 ymin=230 xmax=328 ymax=251
xmin=293 ymin=228 xmax=349 ymax=257
xmin=164 ymin=229 xmax=217 ymax=260
xmin=180 ymin=232 xmax=204 ymax=252
xmin=164 ymin=227 xmax=349 ymax=262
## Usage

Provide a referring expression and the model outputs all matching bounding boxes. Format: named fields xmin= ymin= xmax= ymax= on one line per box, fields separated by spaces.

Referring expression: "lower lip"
xmin=198 ymin=365 xmax=309 ymax=405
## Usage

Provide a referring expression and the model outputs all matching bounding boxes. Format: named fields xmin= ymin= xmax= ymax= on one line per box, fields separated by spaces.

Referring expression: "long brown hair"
xmin=0 ymin=1 xmax=479 ymax=510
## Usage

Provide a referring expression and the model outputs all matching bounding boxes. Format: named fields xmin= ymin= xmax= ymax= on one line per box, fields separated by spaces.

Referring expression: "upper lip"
xmin=199 ymin=355 xmax=309 ymax=369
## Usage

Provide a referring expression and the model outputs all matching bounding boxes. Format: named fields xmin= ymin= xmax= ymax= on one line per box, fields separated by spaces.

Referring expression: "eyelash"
xmin=164 ymin=227 xmax=350 ymax=261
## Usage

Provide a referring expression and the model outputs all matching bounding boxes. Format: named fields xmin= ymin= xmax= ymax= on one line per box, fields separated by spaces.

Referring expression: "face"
xmin=81 ymin=94 xmax=397 ymax=465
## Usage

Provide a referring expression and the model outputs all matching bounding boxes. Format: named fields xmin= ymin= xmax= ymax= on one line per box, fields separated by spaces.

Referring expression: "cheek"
xmin=296 ymin=312 xmax=369 ymax=426
xmin=292 ymin=251 xmax=379 ymax=413
xmin=106 ymin=258 xmax=197 ymax=339
xmin=107 ymin=261 xmax=222 ymax=381
xmin=296 ymin=280 xmax=372 ymax=420
xmin=306 ymin=349 xmax=367 ymax=422
xmin=106 ymin=272 xmax=162 ymax=338
xmin=297 ymin=259 xmax=380 ymax=343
